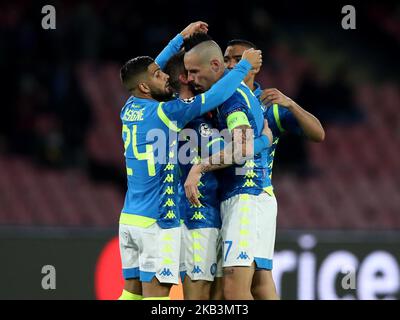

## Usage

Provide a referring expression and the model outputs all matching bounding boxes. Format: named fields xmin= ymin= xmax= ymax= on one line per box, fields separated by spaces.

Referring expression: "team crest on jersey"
xmin=180 ymin=97 xmax=196 ymax=104
xmin=199 ymin=123 xmax=213 ymax=137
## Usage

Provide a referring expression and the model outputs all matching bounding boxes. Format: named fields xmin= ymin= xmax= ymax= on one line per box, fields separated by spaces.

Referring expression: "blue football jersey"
xmin=215 ymin=80 xmax=273 ymax=201
xmin=253 ymin=82 xmax=303 ymax=183
xmin=120 ymin=96 xmax=203 ymax=229
xmin=178 ymin=114 xmax=224 ymax=229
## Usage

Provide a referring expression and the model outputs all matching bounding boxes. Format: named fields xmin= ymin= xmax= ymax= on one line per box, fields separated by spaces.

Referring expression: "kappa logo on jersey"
xmin=180 ymin=97 xmax=196 ymax=104
xmin=159 ymin=268 xmax=173 ymax=277
xmin=199 ymin=123 xmax=213 ymax=137
xmin=192 ymin=266 xmax=204 ymax=274
xmin=237 ymin=251 xmax=250 ymax=260
xmin=190 ymin=211 xmax=206 ymax=220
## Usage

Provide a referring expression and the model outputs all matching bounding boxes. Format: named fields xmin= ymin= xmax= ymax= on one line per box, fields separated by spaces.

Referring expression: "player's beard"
xmin=151 ymin=88 xmax=174 ymax=102
xmin=189 ymin=82 xmax=203 ymax=95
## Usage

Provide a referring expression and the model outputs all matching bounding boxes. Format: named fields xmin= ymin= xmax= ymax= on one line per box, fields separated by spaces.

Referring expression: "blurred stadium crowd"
xmin=0 ymin=1 xmax=399 ymax=228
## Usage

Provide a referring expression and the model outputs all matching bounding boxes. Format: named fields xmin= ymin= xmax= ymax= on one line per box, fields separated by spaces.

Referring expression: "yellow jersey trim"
xmin=273 ymin=104 xmax=285 ymax=133
xmin=119 ymin=213 xmax=156 ymax=227
xmin=157 ymin=102 xmax=181 ymax=132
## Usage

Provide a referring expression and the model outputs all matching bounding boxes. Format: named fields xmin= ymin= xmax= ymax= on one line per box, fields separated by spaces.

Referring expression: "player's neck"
xmin=132 ymin=92 xmax=153 ymax=101
xmin=179 ymin=85 xmax=194 ymax=100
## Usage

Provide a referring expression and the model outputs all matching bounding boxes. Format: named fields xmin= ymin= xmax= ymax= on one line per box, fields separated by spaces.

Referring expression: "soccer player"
xmin=117 ymin=32 xmax=262 ymax=300
xmin=223 ymin=39 xmax=325 ymax=299
xmin=164 ymin=52 xmax=272 ymax=300
xmin=183 ymin=33 xmax=275 ymax=300
xmin=224 ymin=39 xmax=324 ymax=143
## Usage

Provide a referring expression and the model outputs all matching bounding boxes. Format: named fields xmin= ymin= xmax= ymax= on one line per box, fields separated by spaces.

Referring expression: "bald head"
xmin=184 ymin=37 xmax=226 ymax=92
xmin=186 ymin=40 xmax=224 ymax=65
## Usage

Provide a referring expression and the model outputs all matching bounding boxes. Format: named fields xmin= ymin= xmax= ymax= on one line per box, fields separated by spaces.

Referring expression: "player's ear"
xmin=210 ymin=59 xmax=222 ymax=73
xmin=138 ymin=82 xmax=150 ymax=94
xmin=179 ymin=73 xmax=189 ymax=85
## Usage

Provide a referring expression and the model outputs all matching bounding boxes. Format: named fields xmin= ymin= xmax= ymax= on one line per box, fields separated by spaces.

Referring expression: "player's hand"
xmin=242 ymin=48 xmax=262 ymax=71
xmin=262 ymin=119 xmax=273 ymax=147
xmin=180 ymin=21 xmax=209 ymax=39
xmin=184 ymin=165 xmax=202 ymax=207
xmin=260 ymin=88 xmax=294 ymax=109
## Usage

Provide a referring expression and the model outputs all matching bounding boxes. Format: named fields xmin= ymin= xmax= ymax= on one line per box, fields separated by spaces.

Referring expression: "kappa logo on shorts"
xmin=192 ymin=265 xmax=204 ymax=274
xmin=237 ymin=251 xmax=250 ymax=260
xmin=159 ymin=268 xmax=173 ymax=277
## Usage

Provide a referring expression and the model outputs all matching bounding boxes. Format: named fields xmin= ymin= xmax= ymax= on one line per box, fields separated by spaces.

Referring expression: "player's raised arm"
xmin=201 ymin=48 xmax=262 ymax=111
xmin=155 ymin=21 xmax=208 ymax=70
xmin=159 ymin=48 xmax=262 ymax=131
xmin=260 ymin=88 xmax=325 ymax=142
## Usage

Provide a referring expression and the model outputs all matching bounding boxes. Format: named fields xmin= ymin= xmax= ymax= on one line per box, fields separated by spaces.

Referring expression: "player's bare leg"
xmin=223 ymin=263 xmax=255 ymax=300
xmin=183 ymin=276 xmax=212 ymax=300
xmin=251 ymin=270 xmax=279 ymax=300
xmin=123 ymin=279 xmax=142 ymax=295
xmin=210 ymin=276 xmax=224 ymax=300
xmin=118 ymin=279 xmax=142 ymax=300
xmin=142 ymin=277 xmax=172 ymax=299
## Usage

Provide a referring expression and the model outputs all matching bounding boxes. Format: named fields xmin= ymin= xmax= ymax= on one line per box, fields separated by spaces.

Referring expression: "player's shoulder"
xmin=121 ymin=96 xmax=134 ymax=111
xmin=229 ymin=82 xmax=257 ymax=106
xmin=275 ymin=104 xmax=292 ymax=118
xmin=266 ymin=103 xmax=285 ymax=113
xmin=221 ymin=97 xmax=253 ymax=122
xmin=265 ymin=104 xmax=293 ymax=126
xmin=231 ymin=83 xmax=249 ymax=100
xmin=121 ymin=96 xmax=145 ymax=120
xmin=220 ymin=89 xmax=247 ymax=111
xmin=124 ymin=96 xmax=159 ymax=113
